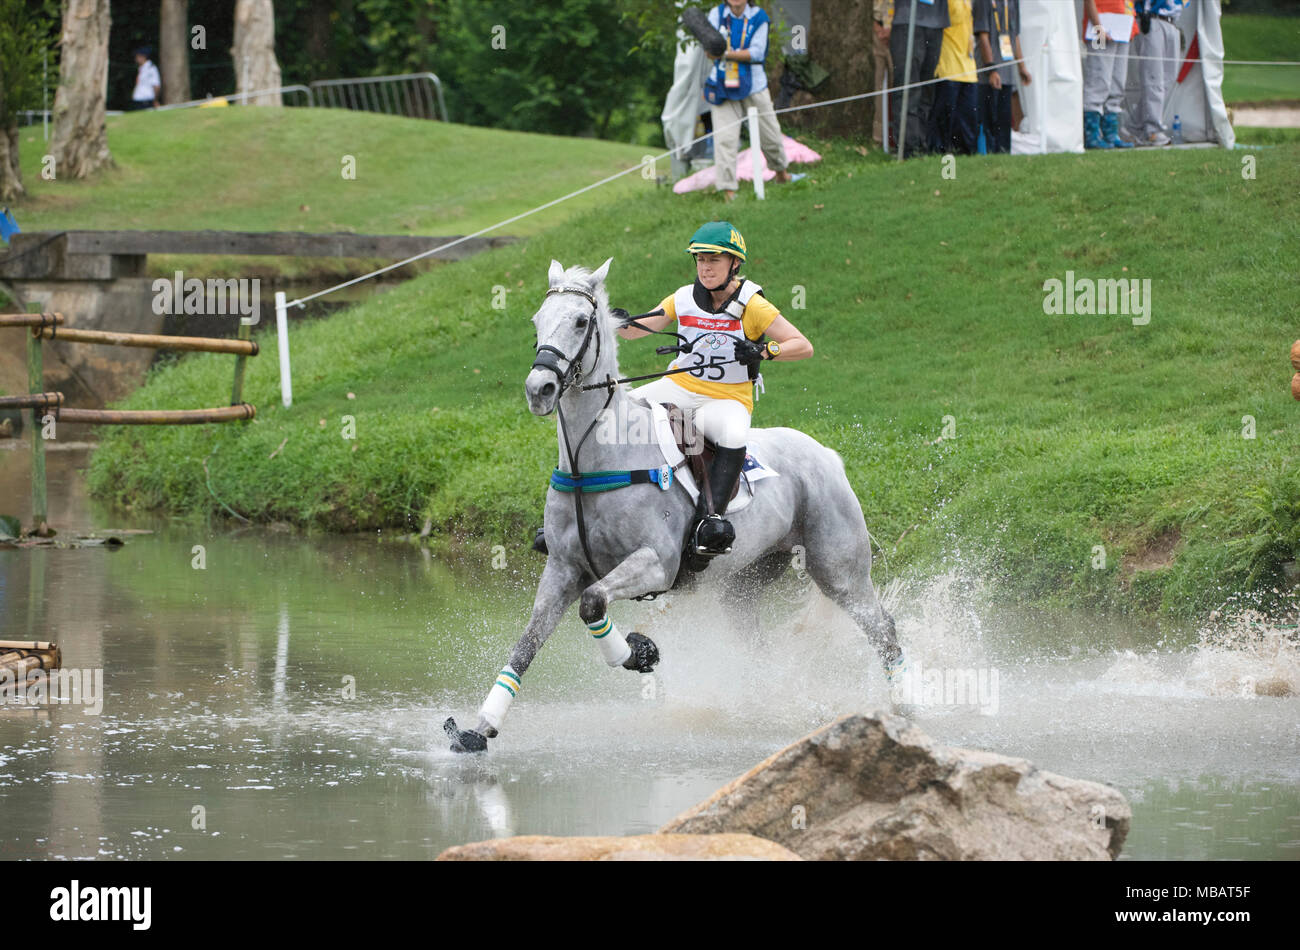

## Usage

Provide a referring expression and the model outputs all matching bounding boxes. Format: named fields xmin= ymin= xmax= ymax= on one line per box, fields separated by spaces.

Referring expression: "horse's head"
xmin=525 ymin=257 xmax=615 ymax=416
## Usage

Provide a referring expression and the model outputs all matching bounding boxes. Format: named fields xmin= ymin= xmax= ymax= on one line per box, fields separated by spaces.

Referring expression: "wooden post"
xmin=25 ymin=302 xmax=48 ymax=536
xmin=231 ymin=320 xmax=252 ymax=404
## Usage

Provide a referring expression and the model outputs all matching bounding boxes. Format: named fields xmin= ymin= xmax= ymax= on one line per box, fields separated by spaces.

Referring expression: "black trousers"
xmin=929 ymin=80 xmax=979 ymax=155
xmin=889 ymin=25 xmax=943 ymax=158
xmin=979 ymin=83 xmax=1013 ymax=154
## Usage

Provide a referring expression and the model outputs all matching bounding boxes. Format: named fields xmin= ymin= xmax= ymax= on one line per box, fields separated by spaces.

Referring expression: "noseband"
xmin=531 ymin=286 xmax=602 ymax=398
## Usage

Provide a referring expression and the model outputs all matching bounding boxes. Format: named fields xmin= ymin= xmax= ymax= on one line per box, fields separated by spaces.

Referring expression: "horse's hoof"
xmin=444 ymin=716 xmax=488 ymax=753
xmin=622 ymin=632 xmax=659 ymax=673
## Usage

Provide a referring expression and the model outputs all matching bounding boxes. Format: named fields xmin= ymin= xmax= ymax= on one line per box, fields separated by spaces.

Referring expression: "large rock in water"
xmin=660 ymin=713 xmax=1130 ymax=860
xmin=436 ymin=833 xmax=801 ymax=861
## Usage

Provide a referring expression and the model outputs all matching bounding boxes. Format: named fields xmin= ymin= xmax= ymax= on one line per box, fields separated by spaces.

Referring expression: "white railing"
xmin=309 ymin=73 xmax=447 ymax=122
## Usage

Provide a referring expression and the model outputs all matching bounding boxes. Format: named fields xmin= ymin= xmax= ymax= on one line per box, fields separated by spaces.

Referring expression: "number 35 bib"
xmin=671 ymin=279 xmax=763 ymax=385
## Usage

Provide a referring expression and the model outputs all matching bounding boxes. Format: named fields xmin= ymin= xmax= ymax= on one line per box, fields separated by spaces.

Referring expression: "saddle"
xmin=661 ymin=403 xmax=742 ymax=506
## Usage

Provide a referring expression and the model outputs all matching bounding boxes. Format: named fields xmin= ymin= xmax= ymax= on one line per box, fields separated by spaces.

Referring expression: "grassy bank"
xmin=1221 ymin=13 xmax=1300 ymax=103
xmin=86 ymin=138 xmax=1300 ymax=620
xmin=10 ymin=108 xmax=654 ymax=279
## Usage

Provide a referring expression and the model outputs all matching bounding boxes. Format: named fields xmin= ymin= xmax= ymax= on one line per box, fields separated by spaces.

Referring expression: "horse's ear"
xmin=590 ymin=257 xmax=613 ymax=287
xmin=548 ymin=259 xmax=564 ymax=285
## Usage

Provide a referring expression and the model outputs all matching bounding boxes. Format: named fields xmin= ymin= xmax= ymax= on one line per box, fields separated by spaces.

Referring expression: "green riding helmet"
xmin=686 ymin=221 xmax=747 ymax=262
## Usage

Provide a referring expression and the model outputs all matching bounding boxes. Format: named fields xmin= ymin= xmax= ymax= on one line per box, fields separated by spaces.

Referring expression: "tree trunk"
xmin=0 ymin=123 xmax=22 ymax=202
xmin=784 ymin=0 xmax=876 ymax=139
xmin=49 ymin=0 xmax=114 ymax=180
xmin=159 ymin=0 xmax=191 ymax=104
xmin=232 ymin=0 xmax=282 ymax=106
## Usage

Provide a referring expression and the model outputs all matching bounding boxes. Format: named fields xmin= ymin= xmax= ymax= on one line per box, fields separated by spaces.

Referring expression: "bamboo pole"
xmin=33 ymin=325 xmax=259 ymax=356
xmin=0 ymin=312 xmax=65 ymax=327
xmin=230 ymin=321 xmax=252 ymax=404
xmin=26 ymin=302 xmax=48 ymax=535
xmin=0 ymin=392 xmax=63 ymax=410
xmin=56 ymin=404 xmax=256 ymax=425
xmin=0 ymin=640 xmax=56 ymax=651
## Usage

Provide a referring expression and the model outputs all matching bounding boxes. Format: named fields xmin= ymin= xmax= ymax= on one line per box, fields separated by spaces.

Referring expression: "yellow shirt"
xmin=936 ymin=0 xmax=978 ymax=83
xmin=656 ymin=287 xmax=780 ymax=412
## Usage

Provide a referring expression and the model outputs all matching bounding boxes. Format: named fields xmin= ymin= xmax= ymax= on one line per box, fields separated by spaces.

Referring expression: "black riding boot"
xmin=692 ymin=445 xmax=747 ymax=557
xmin=532 ymin=527 xmax=548 ymax=555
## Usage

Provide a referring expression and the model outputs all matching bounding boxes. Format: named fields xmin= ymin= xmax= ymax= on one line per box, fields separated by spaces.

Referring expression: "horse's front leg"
xmin=446 ymin=556 xmax=583 ymax=753
xmin=579 ymin=546 xmax=670 ymax=673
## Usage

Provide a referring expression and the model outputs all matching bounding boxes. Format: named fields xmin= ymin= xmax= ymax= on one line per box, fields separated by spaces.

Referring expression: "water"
xmin=1 ymin=444 xmax=1297 ymax=860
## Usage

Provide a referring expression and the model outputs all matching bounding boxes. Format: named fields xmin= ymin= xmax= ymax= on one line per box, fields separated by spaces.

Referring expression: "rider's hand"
xmin=733 ymin=338 xmax=766 ymax=367
xmin=610 ymin=307 xmax=632 ymax=328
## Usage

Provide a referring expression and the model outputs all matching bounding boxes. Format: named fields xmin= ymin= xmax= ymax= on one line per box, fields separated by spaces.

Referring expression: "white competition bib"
xmin=671 ymin=280 xmax=762 ymax=386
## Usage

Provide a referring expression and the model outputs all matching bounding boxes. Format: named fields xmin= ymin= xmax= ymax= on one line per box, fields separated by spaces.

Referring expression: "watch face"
xmin=767 ymin=341 xmax=781 ymax=357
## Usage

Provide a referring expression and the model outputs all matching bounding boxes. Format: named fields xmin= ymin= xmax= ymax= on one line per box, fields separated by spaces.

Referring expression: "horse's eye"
xmin=575 ymin=317 xmax=589 ymax=329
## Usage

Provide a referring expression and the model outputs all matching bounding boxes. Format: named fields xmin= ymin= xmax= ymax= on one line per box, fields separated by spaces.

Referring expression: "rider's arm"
xmin=763 ymin=314 xmax=814 ymax=361
xmin=617 ymin=295 xmax=676 ymax=340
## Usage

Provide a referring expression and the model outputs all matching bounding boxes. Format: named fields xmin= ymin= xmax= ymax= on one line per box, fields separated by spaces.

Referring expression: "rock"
xmin=660 ymin=712 xmax=1130 ymax=860
xmin=435 ymin=833 xmax=802 ymax=861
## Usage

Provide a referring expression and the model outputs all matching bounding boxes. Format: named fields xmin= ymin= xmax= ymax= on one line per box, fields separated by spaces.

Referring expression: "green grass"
xmin=1221 ymin=13 xmax=1300 ymax=104
xmin=86 ymin=137 xmax=1300 ymax=620
xmin=11 ymin=107 xmax=656 ymax=278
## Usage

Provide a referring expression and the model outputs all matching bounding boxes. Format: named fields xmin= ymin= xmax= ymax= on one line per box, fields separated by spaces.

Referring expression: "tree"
xmin=50 ymin=0 xmax=114 ymax=180
xmin=0 ymin=0 xmax=58 ymax=201
xmin=159 ymin=0 xmax=191 ymax=103
xmin=232 ymin=0 xmax=281 ymax=105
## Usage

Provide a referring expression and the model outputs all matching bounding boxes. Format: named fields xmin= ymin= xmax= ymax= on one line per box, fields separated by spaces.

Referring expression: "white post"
xmin=1037 ymin=40 xmax=1049 ymax=154
xmin=275 ymin=291 xmax=292 ymax=408
xmin=748 ymin=105 xmax=765 ymax=200
xmin=881 ymin=83 xmax=890 ymax=151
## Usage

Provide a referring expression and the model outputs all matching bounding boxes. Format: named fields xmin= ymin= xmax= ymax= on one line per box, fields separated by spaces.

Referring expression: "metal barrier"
xmin=154 ymin=84 xmax=315 ymax=111
xmin=309 ymin=73 xmax=448 ymax=122
xmin=0 ymin=309 xmax=258 ymax=535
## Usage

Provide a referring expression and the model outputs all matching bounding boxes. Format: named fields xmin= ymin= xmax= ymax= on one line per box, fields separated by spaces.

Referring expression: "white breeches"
xmin=632 ymin=376 xmax=751 ymax=449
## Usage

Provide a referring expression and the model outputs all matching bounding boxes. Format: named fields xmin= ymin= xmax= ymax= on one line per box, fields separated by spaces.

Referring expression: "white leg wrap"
xmin=478 ymin=665 xmax=520 ymax=731
xmin=588 ymin=616 xmax=632 ymax=668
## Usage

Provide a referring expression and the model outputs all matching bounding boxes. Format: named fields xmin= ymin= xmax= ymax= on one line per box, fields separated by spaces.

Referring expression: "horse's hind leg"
xmin=803 ymin=531 xmax=904 ymax=675
xmin=579 ymin=546 xmax=671 ymax=673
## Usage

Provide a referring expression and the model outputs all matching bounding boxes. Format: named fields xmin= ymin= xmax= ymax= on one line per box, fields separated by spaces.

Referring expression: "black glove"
xmin=610 ymin=307 xmax=632 ymax=328
xmin=732 ymin=338 xmax=766 ymax=366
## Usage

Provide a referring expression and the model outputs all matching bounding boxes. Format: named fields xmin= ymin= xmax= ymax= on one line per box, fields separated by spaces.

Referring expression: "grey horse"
xmin=444 ymin=259 xmax=904 ymax=752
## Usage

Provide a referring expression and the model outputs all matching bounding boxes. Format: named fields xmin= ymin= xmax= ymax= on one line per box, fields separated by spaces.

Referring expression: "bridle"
xmin=531 ymin=285 xmax=602 ymax=400
xmin=531 ymin=284 xmax=615 ymax=582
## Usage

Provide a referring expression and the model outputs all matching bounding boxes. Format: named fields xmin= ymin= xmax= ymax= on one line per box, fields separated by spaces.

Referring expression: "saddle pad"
xmin=648 ymin=401 xmax=778 ymax=514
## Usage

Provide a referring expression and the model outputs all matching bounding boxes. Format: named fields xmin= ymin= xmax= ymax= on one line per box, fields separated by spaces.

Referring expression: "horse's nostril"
xmin=540 ymin=382 xmax=556 ymax=398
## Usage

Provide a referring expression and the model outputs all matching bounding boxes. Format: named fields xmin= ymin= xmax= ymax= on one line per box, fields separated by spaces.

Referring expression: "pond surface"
xmin=1 ymin=444 xmax=1297 ymax=860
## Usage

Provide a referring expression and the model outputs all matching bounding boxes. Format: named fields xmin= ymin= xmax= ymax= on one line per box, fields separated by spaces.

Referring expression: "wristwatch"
xmin=764 ymin=340 xmax=781 ymax=360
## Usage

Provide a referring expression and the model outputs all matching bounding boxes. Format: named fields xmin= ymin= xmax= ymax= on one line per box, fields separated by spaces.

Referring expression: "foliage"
xmin=0 ymin=0 xmax=59 ymax=125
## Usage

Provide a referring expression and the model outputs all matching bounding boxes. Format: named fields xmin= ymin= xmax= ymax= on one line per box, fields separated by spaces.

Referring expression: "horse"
xmin=444 ymin=258 xmax=904 ymax=752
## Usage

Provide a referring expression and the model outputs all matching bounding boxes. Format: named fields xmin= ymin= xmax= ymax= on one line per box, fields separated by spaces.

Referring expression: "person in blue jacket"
xmin=703 ymin=2 xmax=803 ymax=200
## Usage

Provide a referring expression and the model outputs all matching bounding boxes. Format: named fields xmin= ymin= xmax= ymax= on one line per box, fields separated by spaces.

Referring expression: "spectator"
xmin=929 ymin=0 xmax=979 ymax=155
xmin=703 ymin=2 xmax=800 ymax=201
xmin=872 ymin=0 xmax=895 ymax=149
xmin=131 ymin=47 xmax=160 ymax=111
xmin=973 ymin=0 xmax=1030 ymax=154
xmin=890 ymin=0 xmax=950 ymax=158
xmin=1127 ymin=0 xmax=1187 ymax=147
xmin=1082 ymin=0 xmax=1137 ymax=149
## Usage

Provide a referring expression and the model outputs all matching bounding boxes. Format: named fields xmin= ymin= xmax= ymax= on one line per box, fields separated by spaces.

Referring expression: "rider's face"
xmin=695 ymin=252 xmax=735 ymax=288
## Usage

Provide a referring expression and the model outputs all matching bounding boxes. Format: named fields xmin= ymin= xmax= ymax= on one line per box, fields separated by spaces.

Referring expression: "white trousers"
xmin=1083 ymin=41 xmax=1130 ymax=114
xmin=710 ymin=86 xmax=789 ymax=192
xmin=1129 ymin=19 xmax=1180 ymax=138
xmin=632 ymin=376 xmax=751 ymax=449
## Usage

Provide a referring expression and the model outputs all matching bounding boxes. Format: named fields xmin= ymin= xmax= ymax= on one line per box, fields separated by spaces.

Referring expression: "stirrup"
xmin=692 ymin=514 xmax=734 ymax=556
